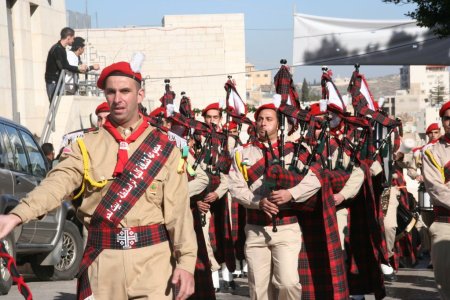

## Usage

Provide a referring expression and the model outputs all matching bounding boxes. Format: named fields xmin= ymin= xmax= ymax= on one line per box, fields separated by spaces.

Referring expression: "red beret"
xmin=223 ymin=121 xmax=238 ymax=131
xmin=201 ymin=103 xmax=221 ymax=117
xmin=254 ymin=103 xmax=277 ymax=121
xmin=95 ymin=102 xmax=110 ymax=115
xmin=439 ymin=100 xmax=450 ymax=117
xmin=309 ymin=103 xmax=326 ymax=117
xmin=149 ymin=107 xmax=166 ymax=118
xmin=426 ymin=123 xmax=440 ymax=134
xmin=97 ymin=61 xmax=142 ymax=90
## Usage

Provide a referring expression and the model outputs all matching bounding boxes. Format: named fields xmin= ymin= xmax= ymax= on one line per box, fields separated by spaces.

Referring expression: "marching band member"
xmin=228 ymin=101 xmax=322 ymax=300
xmin=423 ymin=100 xmax=450 ymax=300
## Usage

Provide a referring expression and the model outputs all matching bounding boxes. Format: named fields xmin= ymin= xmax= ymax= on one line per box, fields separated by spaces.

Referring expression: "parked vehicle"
xmin=0 ymin=116 xmax=83 ymax=295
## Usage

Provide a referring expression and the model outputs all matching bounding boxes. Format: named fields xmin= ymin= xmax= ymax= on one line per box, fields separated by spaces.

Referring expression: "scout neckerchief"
xmin=102 ymin=116 xmax=149 ymax=177
xmin=76 ymin=128 xmax=174 ymax=300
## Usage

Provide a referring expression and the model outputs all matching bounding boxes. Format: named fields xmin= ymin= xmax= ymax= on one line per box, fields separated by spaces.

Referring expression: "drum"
xmin=395 ymin=202 xmax=418 ymax=241
xmin=418 ymin=183 xmax=433 ymax=211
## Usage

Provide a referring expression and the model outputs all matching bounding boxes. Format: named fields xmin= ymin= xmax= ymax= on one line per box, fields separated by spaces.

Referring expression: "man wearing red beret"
xmin=95 ymin=102 xmax=110 ymax=128
xmin=423 ymin=100 xmax=450 ymax=299
xmin=0 ymin=61 xmax=197 ymax=300
xmin=228 ymin=103 xmax=322 ymax=299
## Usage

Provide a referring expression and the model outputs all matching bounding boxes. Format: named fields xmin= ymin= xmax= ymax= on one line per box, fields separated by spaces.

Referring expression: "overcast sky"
xmin=66 ymin=0 xmax=419 ymax=83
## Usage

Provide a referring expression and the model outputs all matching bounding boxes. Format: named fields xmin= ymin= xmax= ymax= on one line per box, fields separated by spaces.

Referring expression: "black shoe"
xmin=214 ymin=287 xmax=221 ymax=293
xmin=427 ymin=263 xmax=433 ymax=269
xmin=350 ymin=297 xmax=365 ymax=300
xmin=384 ymin=272 xmax=398 ymax=282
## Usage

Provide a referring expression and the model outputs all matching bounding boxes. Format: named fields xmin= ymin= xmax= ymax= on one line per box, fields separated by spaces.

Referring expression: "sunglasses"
xmin=443 ymin=116 xmax=450 ymax=121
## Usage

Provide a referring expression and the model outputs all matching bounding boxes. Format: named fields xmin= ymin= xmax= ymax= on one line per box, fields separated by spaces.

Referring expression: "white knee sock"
xmin=212 ymin=270 xmax=220 ymax=288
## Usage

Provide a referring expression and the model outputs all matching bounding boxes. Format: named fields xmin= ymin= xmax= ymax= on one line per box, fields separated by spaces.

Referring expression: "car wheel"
xmin=31 ymin=221 xmax=83 ymax=281
xmin=0 ymin=233 xmax=15 ymax=295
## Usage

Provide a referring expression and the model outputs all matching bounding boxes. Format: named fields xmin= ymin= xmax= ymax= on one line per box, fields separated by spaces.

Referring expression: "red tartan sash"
xmin=77 ymin=129 xmax=174 ymax=300
xmin=246 ymin=209 xmax=298 ymax=226
xmin=434 ymin=206 xmax=450 ymax=223
xmin=246 ymin=142 xmax=296 ymax=186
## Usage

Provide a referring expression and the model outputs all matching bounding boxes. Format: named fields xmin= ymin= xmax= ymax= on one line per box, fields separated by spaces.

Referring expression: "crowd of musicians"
xmin=134 ymin=62 xmax=450 ymax=300
xmin=1 ymin=58 xmax=449 ymax=300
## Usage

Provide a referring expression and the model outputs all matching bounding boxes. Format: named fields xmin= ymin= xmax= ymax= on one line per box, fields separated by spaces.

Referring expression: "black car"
xmin=0 ymin=116 xmax=83 ymax=295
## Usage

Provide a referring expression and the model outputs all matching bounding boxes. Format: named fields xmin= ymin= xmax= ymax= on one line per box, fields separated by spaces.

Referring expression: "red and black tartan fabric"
xmin=279 ymin=104 xmax=316 ymax=144
xmin=207 ymin=175 xmax=236 ymax=271
xmin=0 ymin=241 xmax=32 ymax=300
xmin=189 ymin=208 xmax=216 ymax=299
xmin=345 ymin=163 xmax=387 ymax=299
xmin=297 ymin=167 xmax=349 ymax=300
xmin=230 ymin=201 xmax=246 ymax=260
xmin=246 ymin=142 xmax=296 ymax=186
xmin=77 ymin=130 xmax=174 ymax=300
xmin=216 ymin=149 xmax=232 ymax=174
xmin=391 ymin=168 xmax=416 ymax=270
xmin=179 ymin=95 xmax=194 ymax=118
xmin=348 ymin=70 xmax=399 ymax=129
xmin=274 ymin=64 xmax=301 ymax=135
xmin=159 ymin=83 xmax=175 ymax=108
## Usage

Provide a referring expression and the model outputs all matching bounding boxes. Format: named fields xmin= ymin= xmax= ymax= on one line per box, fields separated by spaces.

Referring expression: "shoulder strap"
xmin=72 ymin=138 xmax=108 ymax=200
xmin=424 ymin=148 xmax=445 ymax=182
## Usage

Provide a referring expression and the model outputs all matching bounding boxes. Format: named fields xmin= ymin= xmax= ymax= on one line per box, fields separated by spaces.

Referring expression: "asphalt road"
xmin=5 ymin=258 xmax=439 ymax=300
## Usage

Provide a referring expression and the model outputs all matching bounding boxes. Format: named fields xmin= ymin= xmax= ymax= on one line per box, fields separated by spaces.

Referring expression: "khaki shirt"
xmin=405 ymin=151 xmax=420 ymax=180
xmin=11 ymin=118 xmax=197 ymax=274
xmin=423 ymin=137 xmax=450 ymax=210
xmin=227 ymin=143 xmax=321 ymax=209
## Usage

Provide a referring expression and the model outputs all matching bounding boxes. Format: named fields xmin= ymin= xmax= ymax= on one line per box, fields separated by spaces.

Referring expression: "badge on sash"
xmin=120 ymin=141 xmax=129 ymax=150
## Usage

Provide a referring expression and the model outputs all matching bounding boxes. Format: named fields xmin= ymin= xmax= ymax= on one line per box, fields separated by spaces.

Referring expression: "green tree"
xmin=382 ymin=0 xmax=450 ymax=37
xmin=301 ymin=78 xmax=310 ymax=103
xmin=429 ymin=80 xmax=448 ymax=106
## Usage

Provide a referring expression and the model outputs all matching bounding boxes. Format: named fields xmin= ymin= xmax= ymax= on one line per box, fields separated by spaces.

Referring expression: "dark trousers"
xmin=46 ymin=81 xmax=57 ymax=104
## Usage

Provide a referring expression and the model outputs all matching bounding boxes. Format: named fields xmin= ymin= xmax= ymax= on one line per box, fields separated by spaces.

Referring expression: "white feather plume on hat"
xmin=130 ymin=52 xmax=145 ymax=73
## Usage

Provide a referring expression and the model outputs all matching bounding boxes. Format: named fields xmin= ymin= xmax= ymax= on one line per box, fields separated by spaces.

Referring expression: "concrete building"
xmin=1 ymin=7 xmax=246 ymax=145
xmin=245 ymin=62 xmax=273 ymax=107
xmin=79 ymin=14 xmax=246 ymax=113
xmin=1 ymin=0 xmax=66 ymax=131
xmin=394 ymin=65 xmax=450 ymax=134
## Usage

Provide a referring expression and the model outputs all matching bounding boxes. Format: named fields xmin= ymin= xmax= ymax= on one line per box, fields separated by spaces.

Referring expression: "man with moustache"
xmin=423 ymin=100 xmax=450 ymax=300
xmin=0 ymin=61 xmax=196 ymax=300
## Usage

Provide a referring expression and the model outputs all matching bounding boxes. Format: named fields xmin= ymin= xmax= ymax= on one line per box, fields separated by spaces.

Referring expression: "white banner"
xmin=293 ymin=13 xmax=450 ymax=65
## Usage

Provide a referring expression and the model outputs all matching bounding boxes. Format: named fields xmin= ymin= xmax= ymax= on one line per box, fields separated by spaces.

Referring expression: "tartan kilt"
xmin=208 ymin=194 xmax=236 ymax=272
xmin=297 ymin=170 xmax=349 ymax=300
xmin=345 ymin=163 xmax=387 ymax=299
xmin=189 ymin=208 xmax=216 ymax=300
xmin=230 ymin=200 xmax=246 ymax=261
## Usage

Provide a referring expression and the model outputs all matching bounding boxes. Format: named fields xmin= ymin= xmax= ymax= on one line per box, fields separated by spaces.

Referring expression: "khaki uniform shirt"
xmin=227 ymin=143 xmax=321 ymax=209
xmin=11 ymin=118 xmax=197 ymax=274
xmin=423 ymin=137 xmax=450 ymax=210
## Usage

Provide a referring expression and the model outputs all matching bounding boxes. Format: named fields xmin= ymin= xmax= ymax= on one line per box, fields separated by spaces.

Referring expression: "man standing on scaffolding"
xmin=45 ymin=27 xmax=87 ymax=103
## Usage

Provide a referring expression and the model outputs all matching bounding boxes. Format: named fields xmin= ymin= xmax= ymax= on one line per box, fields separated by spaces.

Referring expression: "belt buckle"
xmin=116 ymin=228 xmax=138 ymax=249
